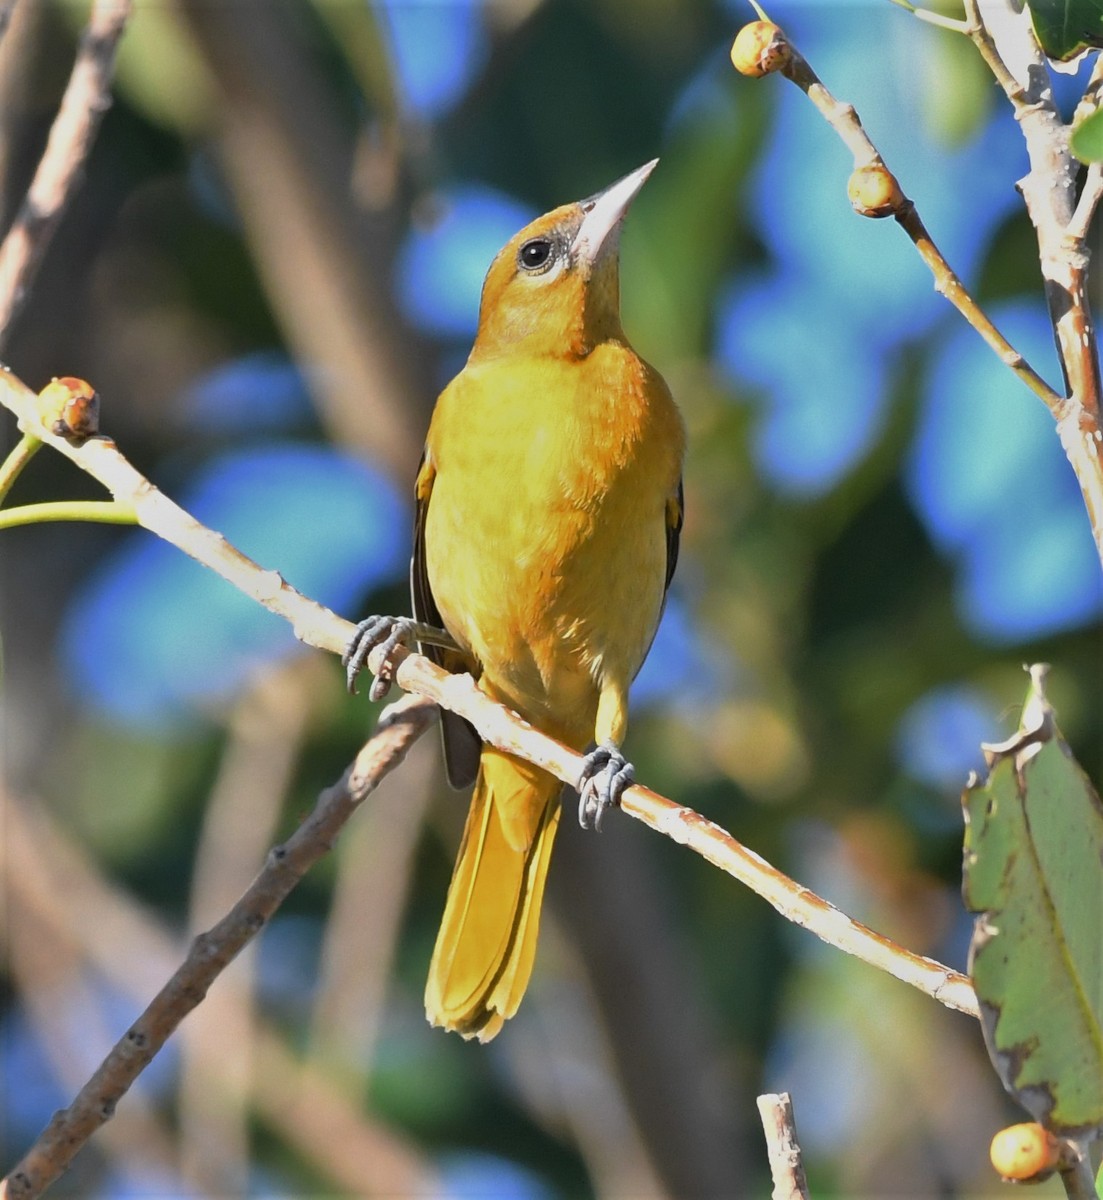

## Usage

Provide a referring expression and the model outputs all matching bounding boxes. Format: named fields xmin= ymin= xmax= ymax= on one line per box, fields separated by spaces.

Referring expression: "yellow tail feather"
xmin=425 ymin=747 xmax=562 ymax=1041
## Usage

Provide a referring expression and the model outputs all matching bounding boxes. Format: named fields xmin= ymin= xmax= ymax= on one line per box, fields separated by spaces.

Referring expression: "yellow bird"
xmin=347 ymin=160 xmax=685 ymax=1041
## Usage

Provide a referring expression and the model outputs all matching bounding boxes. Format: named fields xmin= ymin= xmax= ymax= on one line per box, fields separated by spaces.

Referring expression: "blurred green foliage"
xmin=964 ymin=673 xmax=1103 ymax=1138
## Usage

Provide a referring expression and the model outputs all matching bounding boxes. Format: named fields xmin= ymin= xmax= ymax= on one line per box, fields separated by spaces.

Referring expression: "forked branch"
xmin=736 ymin=9 xmax=1103 ymax=567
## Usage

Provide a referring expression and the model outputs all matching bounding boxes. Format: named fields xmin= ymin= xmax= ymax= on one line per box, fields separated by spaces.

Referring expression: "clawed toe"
xmin=577 ymin=741 xmax=635 ymax=831
xmin=343 ymin=615 xmax=415 ymax=701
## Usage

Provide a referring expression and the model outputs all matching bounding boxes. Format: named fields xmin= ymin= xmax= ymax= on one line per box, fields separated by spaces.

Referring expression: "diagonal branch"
xmin=0 ymin=366 xmax=351 ymax=658
xmin=962 ymin=0 xmax=1103 ymax=570
xmin=0 ymin=0 xmax=132 ymax=346
xmin=763 ymin=13 xmax=1103 ymax=570
xmin=1 ymin=692 xmax=438 ymax=1200
xmin=2 ymin=783 xmax=442 ymax=1197
xmin=778 ymin=32 xmax=1064 ymax=418
xmin=0 ymin=366 xmax=978 ymax=1028
xmin=379 ymin=640 xmax=980 ymax=1021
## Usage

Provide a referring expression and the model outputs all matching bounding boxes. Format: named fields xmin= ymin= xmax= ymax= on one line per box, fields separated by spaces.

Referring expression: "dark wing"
xmin=412 ymin=453 xmax=482 ymax=789
xmin=665 ymin=477 xmax=684 ymax=595
xmin=632 ymin=477 xmax=685 ymax=686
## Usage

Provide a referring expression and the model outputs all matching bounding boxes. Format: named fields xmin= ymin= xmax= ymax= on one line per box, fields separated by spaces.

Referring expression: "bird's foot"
xmin=343 ymin=615 xmax=418 ymax=702
xmin=577 ymin=741 xmax=635 ymax=832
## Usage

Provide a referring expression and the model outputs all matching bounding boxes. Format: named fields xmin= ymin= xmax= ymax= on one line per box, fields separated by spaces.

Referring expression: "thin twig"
xmin=896 ymin=200 xmax=1064 ymax=412
xmin=960 ymin=0 xmax=1029 ymax=102
xmin=1068 ymin=160 xmax=1103 ymax=241
xmin=0 ymin=431 xmax=41 ymax=504
xmin=1058 ymin=1148 xmax=1099 ymax=1200
xmin=0 ymin=364 xmax=980 ymax=1023
xmin=780 ymin=43 xmax=1064 ymax=419
xmin=0 ymin=366 xmax=351 ymax=658
xmin=1 ymin=785 xmax=442 ymax=1197
xmin=0 ymin=499 xmax=136 ymax=529
xmin=1 ymin=692 xmax=437 ymax=1200
xmin=757 ymin=1093 xmax=811 ymax=1200
xmin=774 ymin=19 xmax=1103 ymax=569
xmin=1070 ymin=159 xmax=1103 ymax=243
xmin=0 ymin=0 xmax=132 ymax=345
xmin=1070 ymin=53 xmax=1103 ymax=136
xmin=3 ymin=869 xmax=203 ymax=1193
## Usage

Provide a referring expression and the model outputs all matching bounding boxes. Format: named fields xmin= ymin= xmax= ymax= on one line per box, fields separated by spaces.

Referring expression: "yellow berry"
xmin=847 ymin=164 xmax=904 ymax=218
xmin=37 ymin=376 xmax=100 ymax=442
xmin=730 ymin=21 xmax=791 ymax=77
xmin=989 ymin=1123 xmax=1061 ymax=1183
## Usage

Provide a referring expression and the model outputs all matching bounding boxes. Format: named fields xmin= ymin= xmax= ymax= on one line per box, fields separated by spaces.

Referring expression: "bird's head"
xmin=470 ymin=159 xmax=657 ymax=361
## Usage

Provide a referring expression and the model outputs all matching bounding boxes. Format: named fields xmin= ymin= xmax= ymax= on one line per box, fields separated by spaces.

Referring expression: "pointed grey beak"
xmin=571 ymin=158 xmax=658 ymax=266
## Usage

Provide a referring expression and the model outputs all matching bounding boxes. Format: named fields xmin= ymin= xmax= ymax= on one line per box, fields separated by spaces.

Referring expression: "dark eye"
xmin=518 ymin=238 xmax=554 ymax=272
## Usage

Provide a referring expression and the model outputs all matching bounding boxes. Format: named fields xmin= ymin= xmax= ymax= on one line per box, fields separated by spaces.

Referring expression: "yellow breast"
xmin=423 ymin=343 xmax=683 ymax=745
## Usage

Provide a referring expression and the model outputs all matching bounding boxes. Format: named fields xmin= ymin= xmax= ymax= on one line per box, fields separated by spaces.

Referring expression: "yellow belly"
xmin=423 ymin=346 xmax=681 ymax=747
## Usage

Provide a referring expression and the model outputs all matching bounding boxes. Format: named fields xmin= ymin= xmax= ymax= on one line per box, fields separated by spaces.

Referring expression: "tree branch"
xmin=177 ymin=670 xmax=308 ymax=1194
xmin=1058 ymin=1154 xmax=1099 ymax=1200
xmin=388 ymin=640 xmax=978 ymax=1017
xmin=0 ymin=367 xmax=352 ymax=658
xmin=0 ymin=0 xmax=131 ymax=347
xmin=1 ymin=776 xmax=442 ymax=1198
xmin=771 ymin=15 xmax=1103 ymax=569
xmin=779 ymin=33 xmax=1064 ymax=418
xmin=0 ymin=691 xmax=438 ymax=1200
xmin=757 ymin=1092 xmax=811 ymax=1200
xmin=964 ymin=0 xmax=1103 ymax=571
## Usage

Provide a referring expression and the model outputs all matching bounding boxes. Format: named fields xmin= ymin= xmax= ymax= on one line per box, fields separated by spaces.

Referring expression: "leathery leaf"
xmin=1026 ymin=0 xmax=1103 ymax=61
xmin=962 ymin=665 xmax=1103 ymax=1136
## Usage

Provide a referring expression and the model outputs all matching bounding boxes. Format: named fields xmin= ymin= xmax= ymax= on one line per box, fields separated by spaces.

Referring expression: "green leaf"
xmin=1027 ymin=0 xmax=1103 ymax=61
xmin=962 ymin=666 xmax=1103 ymax=1136
xmin=1071 ymin=106 xmax=1103 ymax=162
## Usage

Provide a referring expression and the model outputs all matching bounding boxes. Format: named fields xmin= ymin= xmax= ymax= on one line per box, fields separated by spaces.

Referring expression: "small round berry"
xmin=730 ymin=21 xmax=791 ymax=77
xmin=989 ymin=1123 xmax=1061 ymax=1183
xmin=37 ymin=376 xmax=100 ymax=442
xmin=847 ymin=164 xmax=904 ymax=218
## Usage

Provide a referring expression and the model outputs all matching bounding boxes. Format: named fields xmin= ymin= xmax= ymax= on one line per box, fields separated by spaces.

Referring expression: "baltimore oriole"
xmin=346 ymin=160 xmax=685 ymax=1040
